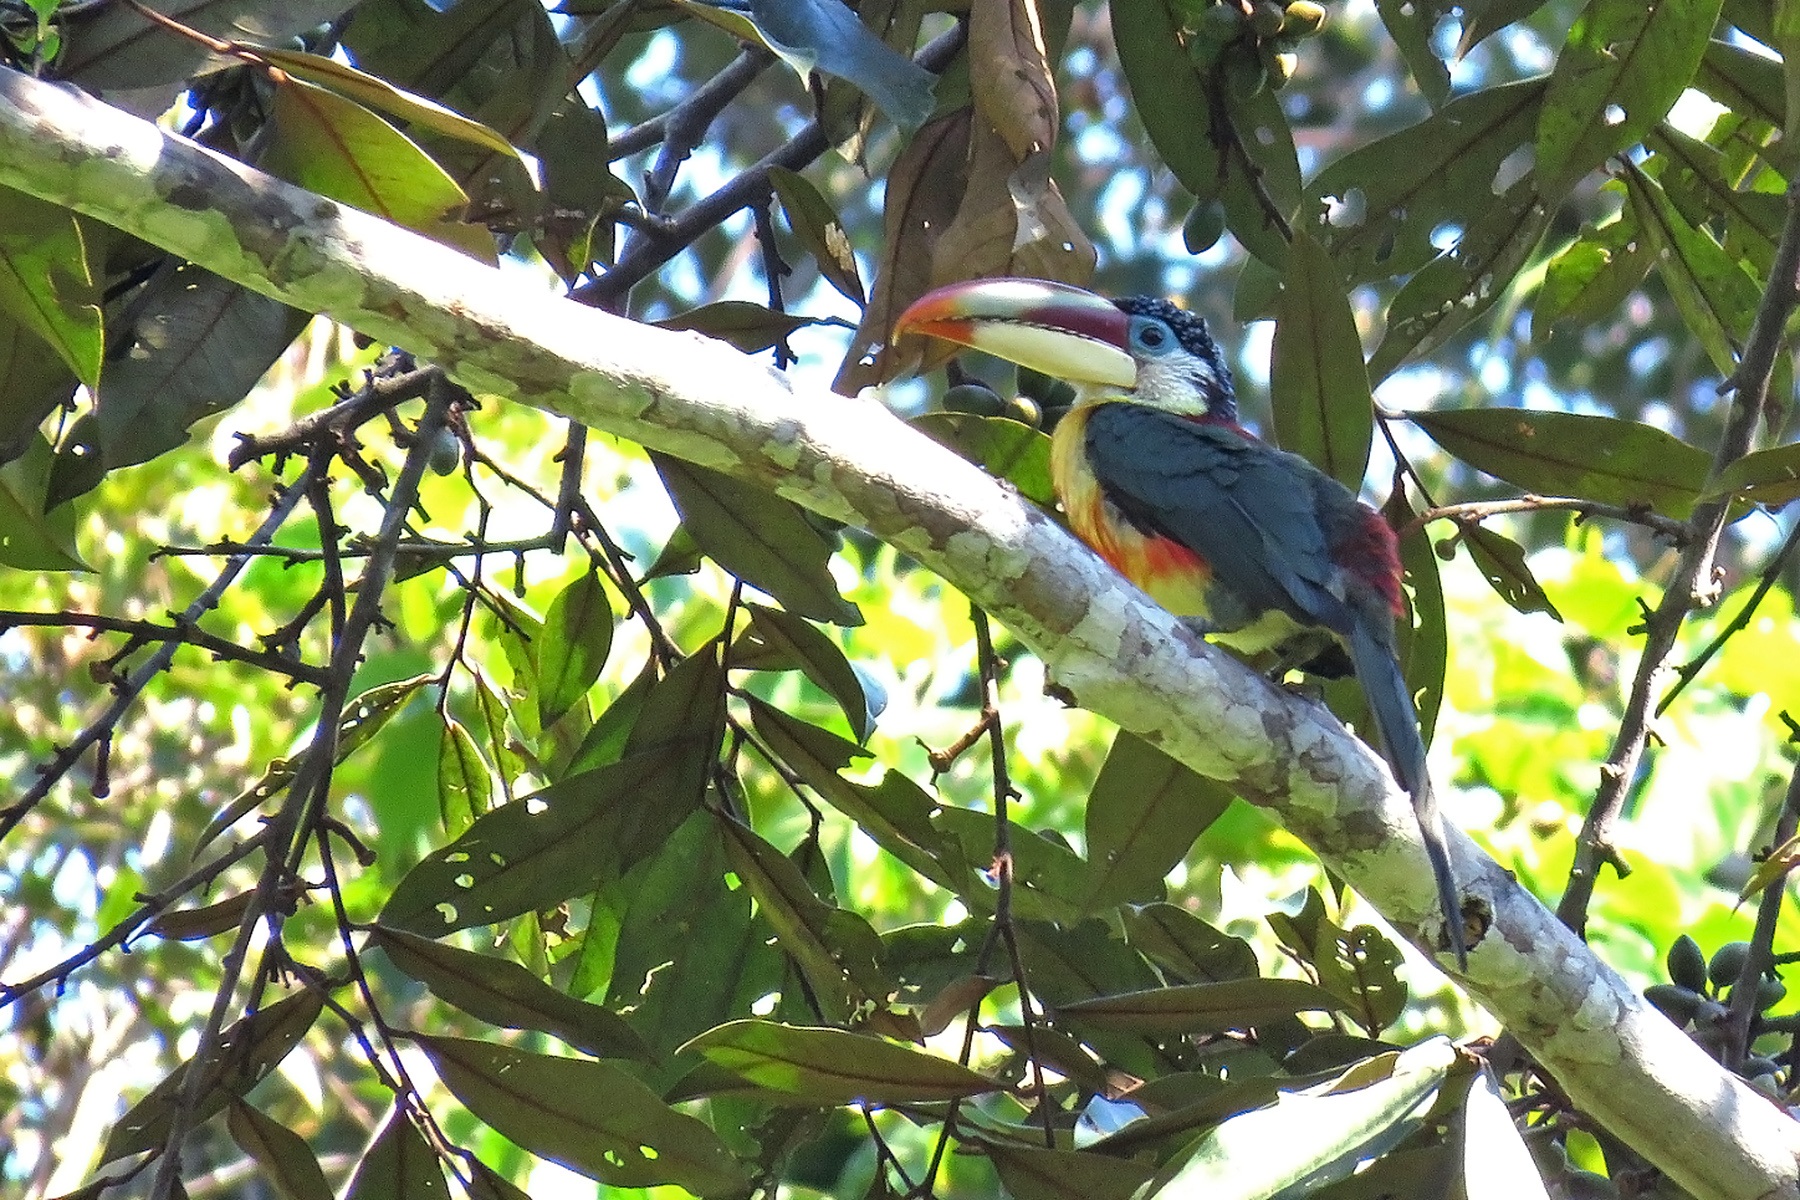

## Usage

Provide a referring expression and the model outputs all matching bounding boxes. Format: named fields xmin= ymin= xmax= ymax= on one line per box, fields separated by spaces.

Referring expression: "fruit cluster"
xmin=1169 ymin=0 xmax=1327 ymax=93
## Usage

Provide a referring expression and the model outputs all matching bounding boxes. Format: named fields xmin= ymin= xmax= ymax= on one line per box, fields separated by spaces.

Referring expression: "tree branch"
xmin=1 ymin=69 xmax=1796 ymax=1200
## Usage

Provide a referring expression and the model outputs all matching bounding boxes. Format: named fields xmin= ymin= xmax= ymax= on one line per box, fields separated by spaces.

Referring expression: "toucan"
xmin=894 ymin=278 xmax=1465 ymax=967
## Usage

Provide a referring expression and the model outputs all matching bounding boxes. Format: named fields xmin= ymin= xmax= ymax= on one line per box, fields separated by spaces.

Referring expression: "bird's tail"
xmin=1348 ymin=618 xmax=1466 ymax=968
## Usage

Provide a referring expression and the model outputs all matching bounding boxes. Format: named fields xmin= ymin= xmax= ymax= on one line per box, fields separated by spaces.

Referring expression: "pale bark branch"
xmin=0 ymin=70 xmax=1795 ymax=1200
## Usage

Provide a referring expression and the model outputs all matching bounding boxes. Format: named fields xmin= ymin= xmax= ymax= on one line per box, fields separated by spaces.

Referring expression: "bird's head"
xmin=893 ymin=278 xmax=1237 ymax=421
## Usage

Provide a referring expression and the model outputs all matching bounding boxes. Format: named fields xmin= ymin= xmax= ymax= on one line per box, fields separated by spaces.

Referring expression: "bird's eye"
xmin=1130 ymin=317 xmax=1173 ymax=354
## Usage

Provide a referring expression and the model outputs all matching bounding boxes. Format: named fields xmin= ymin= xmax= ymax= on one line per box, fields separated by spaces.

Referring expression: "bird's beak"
xmin=892 ymin=278 xmax=1138 ymax=388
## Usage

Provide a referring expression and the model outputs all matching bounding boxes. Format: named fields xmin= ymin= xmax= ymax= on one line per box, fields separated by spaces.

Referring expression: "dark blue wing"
xmin=1083 ymin=402 xmax=1358 ymax=636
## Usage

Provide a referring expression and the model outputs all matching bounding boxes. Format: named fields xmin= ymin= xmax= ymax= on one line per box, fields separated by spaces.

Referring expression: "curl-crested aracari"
xmin=895 ymin=278 xmax=1465 ymax=966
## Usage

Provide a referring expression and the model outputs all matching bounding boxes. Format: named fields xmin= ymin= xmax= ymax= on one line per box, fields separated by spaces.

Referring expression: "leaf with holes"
xmin=1536 ymin=0 xmax=1723 ymax=199
xmin=417 ymin=1034 xmax=749 ymax=1193
xmin=720 ymin=818 xmax=889 ymax=1021
xmin=681 ymin=1019 xmax=1000 ymax=1105
xmin=770 ymin=166 xmax=866 ymax=306
xmin=1310 ymin=79 xmax=1545 ymax=286
xmin=1461 ymin=525 xmax=1563 ymax=621
xmin=343 ymin=1103 xmax=447 ymax=1200
xmin=379 ymin=746 xmax=708 ymax=934
xmin=104 ymin=991 xmax=324 ymax=1161
xmin=1533 ymin=213 xmax=1653 ymax=343
xmin=1412 ymin=408 xmax=1708 ymax=518
xmin=1623 ymin=160 xmax=1761 ymax=378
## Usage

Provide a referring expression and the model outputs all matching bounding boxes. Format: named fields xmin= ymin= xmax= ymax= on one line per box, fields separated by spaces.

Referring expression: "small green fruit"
xmin=1183 ymin=199 xmax=1228 ymax=255
xmin=1709 ymin=941 xmax=1752 ymax=990
xmin=1282 ymin=0 xmax=1327 ymax=36
xmin=1666 ymin=934 xmax=1707 ymax=993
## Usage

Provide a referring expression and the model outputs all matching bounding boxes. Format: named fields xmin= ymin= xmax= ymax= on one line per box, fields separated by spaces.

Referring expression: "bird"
xmin=893 ymin=277 xmax=1466 ymax=967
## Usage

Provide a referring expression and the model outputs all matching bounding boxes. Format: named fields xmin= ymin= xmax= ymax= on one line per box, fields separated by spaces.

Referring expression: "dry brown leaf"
xmin=970 ymin=0 xmax=1058 ymax=159
xmin=832 ymin=109 xmax=973 ymax=394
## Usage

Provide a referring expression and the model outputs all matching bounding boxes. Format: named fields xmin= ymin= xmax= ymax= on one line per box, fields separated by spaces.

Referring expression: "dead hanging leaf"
xmin=932 ymin=121 xmax=1094 ymax=290
xmin=1007 ymin=150 xmax=1095 ymax=283
xmin=833 ymin=109 xmax=972 ymax=394
xmin=970 ymin=0 xmax=1058 ymax=158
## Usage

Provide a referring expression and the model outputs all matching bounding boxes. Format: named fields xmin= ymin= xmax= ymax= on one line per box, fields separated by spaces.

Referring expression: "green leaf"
xmin=1457 ymin=0 xmax=1555 ymax=54
xmin=1109 ymin=0 xmax=1221 ymax=202
xmin=343 ymin=1104 xmax=447 ymax=1200
xmin=1267 ymin=891 xmax=1410 ymax=1036
xmin=720 ymin=817 xmax=890 ymax=1022
xmin=680 ymin=1019 xmax=999 ymax=1105
xmin=1706 ymin=442 xmax=1800 ymax=507
xmin=1411 ymin=408 xmax=1709 ymax=518
xmin=1146 ymin=1039 xmax=1456 ymax=1199
xmin=1367 ymin=173 xmax=1552 ymax=381
xmin=565 ymin=659 xmax=656 ymax=776
xmin=653 ymin=452 xmax=862 ymax=626
xmin=1646 ymin=124 xmax=1785 ymax=275
xmin=1271 ymin=228 xmax=1373 ymax=487
xmin=1079 ymin=733 xmax=1233 ymax=913
xmin=263 ymin=77 xmax=491 ymax=259
xmin=1536 ymin=0 xmax=1723 ymax=199
xmin=1623 ymin=159 xmax=1761 ymax=377
xmin=1054 ymin=978 xmax=1349 ymax=1034
xmin=744 ymin=603 xmax=879 ymax=740
xmin=369 ymin=925 xmax=650 ymax=1060
xmin=379 ymin=747 xmax=709 ymax=934
xmin=340 ymin=673 xmax=433 ymax=759
xmin=437 ymin=716 xmax=493 ymax=837
xmin=1375 ymin=0 xmax=1451 ymax=108
xmin=1123 ymin=903 xmax=1260 ymax=984
xmin=104 ymin=991 xmax=325 ymax=1162
xmin=769 ymin=165 xmax=866 ymax=306
xmin=653 ymin=301 xmax=822 ymax=355
xmin=1694 ymin=38 xmax=1784 ymax=131
xmin=1219 ymin=83 xmax=1304 ymax=269
xmin=535 ymin=568 xmax=614 ymax=728
xmin=256 ymin=47 xmax=527 ymax=163
xmin=0 ymin=310 xmax=76 ymax=460
xmin=910 ymin=412 xmax=1055 ymax=506
xmin=1389 ymin=489 xmax=1447 ymax=747
xmin=415 ymin=1034 xmax=750 ymax=1194
xmin=1460 ymin=525 xmax=1565 ymax=620
xmin=227 ymin=1101 xmax=333 ymax=1200
xmin=0 ymin=186 xmax=99 ymax=388
xmin=1311 ymin=79 xmax=1545 ymax=286
xmin=0 ymin=432 xmax=84 ymax=571
xmin=934 ymin=804 xmax=1091 ymax=922
xmin=1532 ymin=213 xmax=1653 ymax=342
xmin=981 ymin=1142 xmax=1154 ymax=1200
xmin=87 ymin=262 xmax=309 ymax=477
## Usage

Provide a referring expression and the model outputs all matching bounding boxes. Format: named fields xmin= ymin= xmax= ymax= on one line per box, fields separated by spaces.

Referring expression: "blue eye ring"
xmin=1129 ymin=316 xmax=1174 ymax=354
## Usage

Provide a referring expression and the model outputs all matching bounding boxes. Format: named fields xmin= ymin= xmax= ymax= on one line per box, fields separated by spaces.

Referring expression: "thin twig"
xmin=1657 ymin=518 xmax=1800 ymax=716
xmin=1 ymin=467 xmax=316 ymax=845
xmin=1722 ymin=759 xmax=1800 ymax=1070
xmin=577 ymin=25 xmax=966 ymax=306
xmin=147 ymin=377 xmax=457 ymax=1200
xmin=0 ymin=611 xmax=328 ymax=687
xmin=1557 ymin=180 xmax=1800 ymax=934
xmin=1408 ymin=494 xmax=1690 ymax=543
